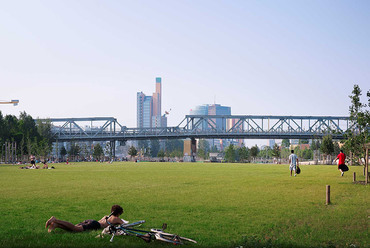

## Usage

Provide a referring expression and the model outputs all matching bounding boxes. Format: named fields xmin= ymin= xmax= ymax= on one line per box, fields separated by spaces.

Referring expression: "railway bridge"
xmin=45 ymin=115 xmax=351 ymax=158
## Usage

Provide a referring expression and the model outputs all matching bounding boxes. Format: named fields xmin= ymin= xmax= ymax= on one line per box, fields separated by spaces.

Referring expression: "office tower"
xmin=143 ymin=96 xmax=153 ymax=128
xmin=190 ymin=104 xmax=231 ymax=130
xmin=137 ymin=77 xmax=167 ymax=128
xmin=137 ymin=92 xmax=153 ymax=128
xmin=190 ymin=104 xmax=232 ymax=150
xmin=152 ymin=77 xmax=161 ymax=117
xmin=137 ymin=92 xmax=145 ymax=128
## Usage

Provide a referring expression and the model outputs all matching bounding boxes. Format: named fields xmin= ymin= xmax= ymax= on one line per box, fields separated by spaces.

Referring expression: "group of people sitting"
xmin=19 ymin=155 xmax=55 ymax=169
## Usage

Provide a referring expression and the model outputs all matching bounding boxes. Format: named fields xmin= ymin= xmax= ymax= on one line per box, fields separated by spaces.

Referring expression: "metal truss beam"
xmin=43 ymin=115 xmax=351 ymax=142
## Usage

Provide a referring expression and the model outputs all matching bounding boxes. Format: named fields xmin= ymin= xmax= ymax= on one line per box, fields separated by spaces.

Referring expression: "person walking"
xmin=334 ymin=150 xmax=347 ymax=176
xmin=289 ymin=150 xmax=299 ymax=177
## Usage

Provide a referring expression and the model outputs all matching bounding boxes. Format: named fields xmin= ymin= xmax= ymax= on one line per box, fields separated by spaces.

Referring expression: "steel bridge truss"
xmin=45 ymin=115 xmax=351 ymax=142
xmin=178 ymin=115 xmax=351 ymax=139
xmin=48 ymin=117 xmax=123 ymax=141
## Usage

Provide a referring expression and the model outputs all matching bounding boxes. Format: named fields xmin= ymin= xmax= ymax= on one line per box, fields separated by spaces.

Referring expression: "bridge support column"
xmin=183 ymin=138 xmax=197 ymax=162
xmin=110 ymin=141 xmax=116 ymax=160
xmin=191 ymin=138 xmax=197 ymax=162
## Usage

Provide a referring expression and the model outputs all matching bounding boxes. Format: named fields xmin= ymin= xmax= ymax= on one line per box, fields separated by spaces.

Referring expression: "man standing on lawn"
xmin=289 ymin=150 xmax=299 ymax=177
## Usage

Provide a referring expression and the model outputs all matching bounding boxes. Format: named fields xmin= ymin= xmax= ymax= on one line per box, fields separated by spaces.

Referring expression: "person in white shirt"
xmin=289 ymin=150 xmax=299 ymax=177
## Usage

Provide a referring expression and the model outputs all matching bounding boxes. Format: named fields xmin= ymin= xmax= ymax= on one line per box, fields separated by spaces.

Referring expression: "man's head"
xmin=291 ymin=150 xmax=294 ymax=154
xmin=340 ymin=150 xmax=343 ymax=153
xmin=111 ymin=205 xmax=123 ymax=216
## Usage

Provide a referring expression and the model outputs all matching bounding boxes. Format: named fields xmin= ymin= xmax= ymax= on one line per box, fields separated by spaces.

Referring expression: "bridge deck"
xmin=41 ymin=115 xmax=351 ymax=141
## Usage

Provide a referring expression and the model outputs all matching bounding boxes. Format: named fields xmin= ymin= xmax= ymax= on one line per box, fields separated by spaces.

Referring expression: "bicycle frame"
xmin=104 ymin=213 xmax=196 ymax=244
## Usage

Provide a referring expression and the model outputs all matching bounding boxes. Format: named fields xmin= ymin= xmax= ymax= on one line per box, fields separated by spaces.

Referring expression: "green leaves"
xmin=344 ymin=84 xmax=369 ymax=165
xmin=320 ymin=135 xmax=334 ymax=156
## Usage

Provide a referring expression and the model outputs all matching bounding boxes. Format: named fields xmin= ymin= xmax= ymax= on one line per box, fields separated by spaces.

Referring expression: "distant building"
xmin=269 ymin=139 xmax=275 ymax=148
xmin=190 ymin=104 xmax=231 ymax=131
xmin=137 ymin=77 xmax=167 ymax=128
xmin=190 ymin=104 xmax=242 ymax=150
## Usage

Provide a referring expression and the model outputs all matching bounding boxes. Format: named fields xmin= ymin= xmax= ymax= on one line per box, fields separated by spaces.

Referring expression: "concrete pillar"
xmin=191 ymin=138 xmax=196 ymax=162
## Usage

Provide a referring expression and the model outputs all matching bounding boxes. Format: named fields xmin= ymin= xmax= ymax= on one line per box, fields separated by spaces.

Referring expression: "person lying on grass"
xmin=45 ymin=205 xmax=124 ymax=232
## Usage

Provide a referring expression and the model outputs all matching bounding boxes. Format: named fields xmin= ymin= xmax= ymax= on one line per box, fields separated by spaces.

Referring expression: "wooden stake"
xmin=326 ymin=185 xmax=330 ymax=205
xmin=366 ymin=148 xmax=368 ymax=185
xmin=353 ymin=172 xmax=356 ymax=182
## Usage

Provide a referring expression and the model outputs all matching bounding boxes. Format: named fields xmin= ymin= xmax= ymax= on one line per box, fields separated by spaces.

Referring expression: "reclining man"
xmin=45 ymin=205 xmax=124 ymax=232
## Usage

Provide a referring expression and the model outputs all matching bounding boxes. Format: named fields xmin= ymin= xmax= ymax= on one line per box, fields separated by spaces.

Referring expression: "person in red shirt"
xmin=334 ymin=150 xmax=347 ymax=176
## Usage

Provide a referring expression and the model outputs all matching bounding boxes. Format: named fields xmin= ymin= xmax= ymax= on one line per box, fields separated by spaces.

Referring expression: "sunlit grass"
xmin=0 ymin=162 xmax=368 ymax=248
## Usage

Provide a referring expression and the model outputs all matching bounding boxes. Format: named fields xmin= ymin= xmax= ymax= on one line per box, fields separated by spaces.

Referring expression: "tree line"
xmin=0 ymin=111 xmax=52 ymax=162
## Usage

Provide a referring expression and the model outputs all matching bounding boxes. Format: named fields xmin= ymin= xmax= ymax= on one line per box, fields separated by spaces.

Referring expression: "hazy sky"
xmin=1 ymin=0 xmax=369 ymax=146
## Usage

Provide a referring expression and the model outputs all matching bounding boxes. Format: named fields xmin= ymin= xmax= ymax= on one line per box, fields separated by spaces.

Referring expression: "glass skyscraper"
xmin=190 ymin=104 xmax=231 ymax=131
xmin=137 ymin=77 xmax=167 ymax=128
xmin=190 ymin=104 xmax=232 ymax=150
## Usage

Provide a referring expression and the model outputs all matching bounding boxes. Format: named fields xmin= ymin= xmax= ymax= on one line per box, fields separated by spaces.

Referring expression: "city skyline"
xmin=1 ymin=1 xmax=369 ymax=147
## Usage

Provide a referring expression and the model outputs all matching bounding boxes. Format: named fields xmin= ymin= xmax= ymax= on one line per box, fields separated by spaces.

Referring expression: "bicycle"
xmin=102 ymin=213 xmax=197 ymax=245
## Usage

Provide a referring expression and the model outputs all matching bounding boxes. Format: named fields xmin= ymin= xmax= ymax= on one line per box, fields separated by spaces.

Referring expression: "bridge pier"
xmin=183 ymin=138 xmax=197 ymax=162
xmin=191 ymin=138 xmax=196 ymax=162
xmin=110 ymin=140 xmax=116 ymax=160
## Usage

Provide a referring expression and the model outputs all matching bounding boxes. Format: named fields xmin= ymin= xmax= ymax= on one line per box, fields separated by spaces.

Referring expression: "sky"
xmin=1 ymin=0 xmax=369 ymax=146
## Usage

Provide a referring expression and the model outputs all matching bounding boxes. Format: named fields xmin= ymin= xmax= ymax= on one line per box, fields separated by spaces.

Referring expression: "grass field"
xmin=0 ymin=162 xmax=368 ymax=248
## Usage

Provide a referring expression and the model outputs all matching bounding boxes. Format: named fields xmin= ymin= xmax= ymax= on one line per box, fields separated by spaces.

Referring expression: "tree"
xmin=343 ymin=84 xmax=370 ymax=165
xmin=165 ymin=139 xmax=183 ymax=153
xmin=150 ymin=140 xmax=160 ymax=157
xmin=321 ymin=135 xmax=334 ymax=164
xmin=311 ymin=139 xmax=321 ymax=151
xmin=93 ymin=143 xmax=104 ymax=160
xmin=333 ymin=141 xmax=341 ymax=156
xmin=0 ymin=111 xmax=53 ymax=161
xmin=210 ymin=145 xmax=219 ymax=153
xmin=238 ymin=146 xmax=249 ymax=162
xmin=157 ymin=150 xmax=166 ymax=159
xmin=271 ymin=143 xmax=280 ymax=159
xmin=281 ymin=139 xmax=290 ymax=148
xmin=302 ymin=149 xmax=313 ymax=160
xmin=225 ymin=144 xmax=236 ymax=162
xmin=80 ymin=143 xmax=89 ymax=161
xmin=250 ymin=145 xmax=259 ymax=161
xmin=69 ymin=143 xmax=81 ymax=160
xmin=197 ymin=139 xmax=210 ymax=159
xmin=104 ymin=142 xmax=111 ymax=159
xmin=60 ymin=146 xmax=67 ymax=159
xmin=128 ymin=146 xmax=137 ymax=160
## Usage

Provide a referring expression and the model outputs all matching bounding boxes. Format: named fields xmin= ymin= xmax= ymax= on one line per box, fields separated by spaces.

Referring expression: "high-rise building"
xmin=137 ymin=77 xmax=167 ymax=128
xmin=190 ymin=104 xmax=241 ymax=150
xmin=137 ymin=92 xmax=146 ymax=128
xmin=152 ymin=77 xmax=161 ymax=117
xmin=190 ymin=104 xmax=231 ymax=131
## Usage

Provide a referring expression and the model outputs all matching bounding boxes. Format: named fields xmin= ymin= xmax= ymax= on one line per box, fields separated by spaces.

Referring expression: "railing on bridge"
xmin=43 ymin=115 xmax=351 ymax=142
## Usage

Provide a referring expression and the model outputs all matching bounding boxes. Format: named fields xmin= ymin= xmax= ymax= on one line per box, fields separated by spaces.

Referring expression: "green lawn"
xmin=0 ymin=162 xmax=368 ymax=248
